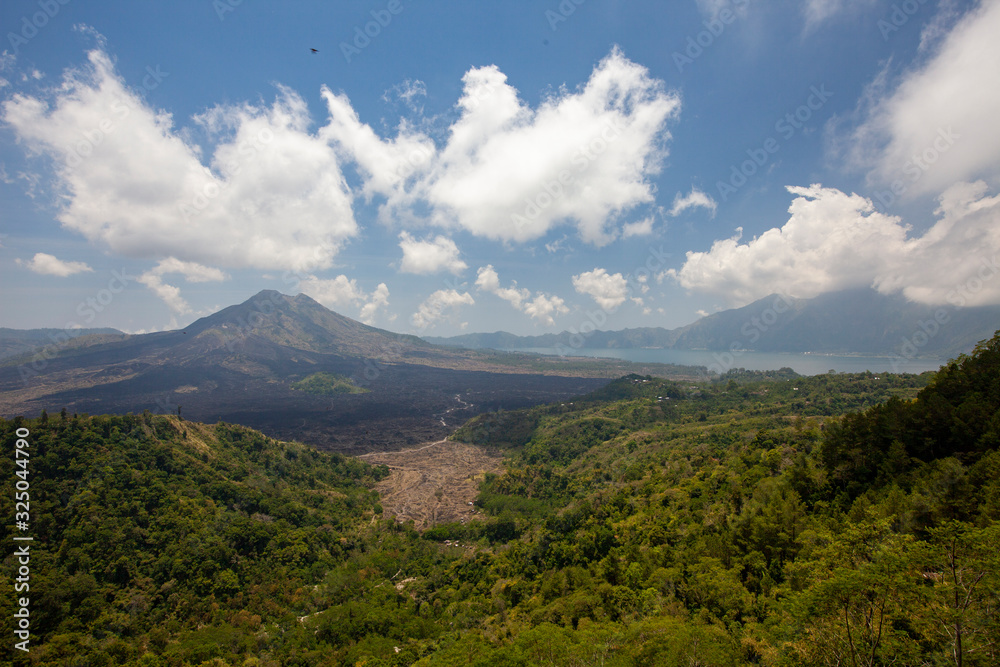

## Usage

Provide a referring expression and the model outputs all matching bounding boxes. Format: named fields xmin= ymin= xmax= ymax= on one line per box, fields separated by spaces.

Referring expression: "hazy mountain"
xmin=426 ymin=289 xmax=1000 ymax=358
xmin=0 ymin=290 xmax=610 ymax=453
xmin=0 ymin=326 xmax=124 ymax=361
xmin=181 ymin=290 xmax=433 ymax=358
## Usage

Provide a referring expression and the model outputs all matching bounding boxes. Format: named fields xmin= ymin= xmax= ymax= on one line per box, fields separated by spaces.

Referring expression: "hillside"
xmin=3 ymin=334 xmax=998 ymax=665
xmin=0 ymin=327 xmax=125 ymax=361
xmin=0 ymin=412 xmax=389 ymax=665
xmin=427 ymin=288 xmax=1000 ymax=357
xmin=2 ymin=291 xmax=704 ymax=453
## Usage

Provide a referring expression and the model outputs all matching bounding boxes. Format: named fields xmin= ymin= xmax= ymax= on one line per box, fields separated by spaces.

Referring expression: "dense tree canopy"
xmin=3 ymin=333 xmax=1000 ymax=665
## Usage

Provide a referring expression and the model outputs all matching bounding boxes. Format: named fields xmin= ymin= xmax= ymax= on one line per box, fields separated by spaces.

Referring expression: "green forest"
xmin=291 ymin=372 xmax=369 ymax=396
xmin=3 ymin=334 xmax=1000 ymax=666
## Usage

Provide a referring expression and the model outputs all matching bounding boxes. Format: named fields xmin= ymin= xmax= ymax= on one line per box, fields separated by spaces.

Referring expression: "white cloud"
xmin=668 ymin=182 xmax=1000 ymax=307
xmin=669 ymin=187 xmax=717 ymax=217
xmin=475 ymin=264 xmax=568 ymax=325
xmin=320 ymin=86 xmax=437 ymax=204
xmin=874 ymin=180 xmax=1000 ymax=307
xmin=19 ymin=252 xmax=93 ymax=276
xmin=803 ymin=0 xmax=876 ymax=31
xmin=299 ymin=274 xmax=365 ymax=307
xmin=383 ymin=79 xmax=427 ymax=114
xmin=359 ymin=283 xmax=391 ymax=325
xmin=411 ymin=289 xmax=475 ymax=329
xmin=523 ymin=293 xmax=570 ymax=325
xmin=696 ymin=0 xmax=742 ymax=17
xmin=622 ymin=216 xmax=655 ymax=238
xmin=149 ymin=257 xmax=228 ymax=283
xmin=138 ymin=258 xmax=227 ymax=314
xmin=4 ymin=43 xmax=681 ymax=307
xmin=844 ymin=0 xmax=1000 ymax=197
xmin=398 ymin=232 xmax=468 ymax=274
xmin=545 ymin=235 xmax=571 ymax=254
xmin=326 ymin=47 xmax=680 ymax=245
xmin=2 ymin=48 xmax=358 ymax=272
xmin=299 ymin=275 xmax=391 ymax=324
xmin=475 ymin=265 xmax=530 ymax=308
xmin=572 ymin=268 xmax=630 ymax=311
xmin=138 ymin=274 xmax=188 ymax=314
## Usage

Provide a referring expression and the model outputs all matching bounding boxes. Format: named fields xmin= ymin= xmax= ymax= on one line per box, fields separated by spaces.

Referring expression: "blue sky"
xmin=2 ymin=0 xmax=999 ymax=336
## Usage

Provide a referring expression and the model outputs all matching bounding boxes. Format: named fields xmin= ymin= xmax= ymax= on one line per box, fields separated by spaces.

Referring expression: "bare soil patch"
xmin=360 ymin=440 xmax=504 ymax=530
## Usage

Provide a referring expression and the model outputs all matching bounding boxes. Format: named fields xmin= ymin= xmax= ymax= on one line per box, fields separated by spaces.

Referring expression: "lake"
xmin=506 ymin=347 xmax=948 ymax=376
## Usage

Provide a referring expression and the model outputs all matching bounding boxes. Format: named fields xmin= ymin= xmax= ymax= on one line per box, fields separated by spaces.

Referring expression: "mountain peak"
xmin=185 ymin=288 xmax=427 ymax=357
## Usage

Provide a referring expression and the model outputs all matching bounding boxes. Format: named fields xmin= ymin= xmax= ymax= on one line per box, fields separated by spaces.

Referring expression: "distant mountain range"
xmin=0 ymin=327 xmax=124 ymax=361
xmin=425 ymin=289 xmax=1000 ymax=359
xmin=0 ymin=291 xmax=616 ymax=453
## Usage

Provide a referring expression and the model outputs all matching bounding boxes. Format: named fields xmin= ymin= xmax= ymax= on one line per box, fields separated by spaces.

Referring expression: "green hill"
xmin=3 ymin=333 xmax=1000 ymax=665
xmin=0 ymin=412 xmax=388 ymax=665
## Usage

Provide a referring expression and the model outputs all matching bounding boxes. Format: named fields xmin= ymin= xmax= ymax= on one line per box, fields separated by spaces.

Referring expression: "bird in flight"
xmin=310 ymin=48 xmax=318 ymax=53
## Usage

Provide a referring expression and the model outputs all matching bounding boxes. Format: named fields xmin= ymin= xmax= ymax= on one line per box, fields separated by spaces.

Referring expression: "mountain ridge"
xmin=0 ymin=290 xmax=641 ymax=453
xmin=425 ymin=288 xmax=1000 ymax=358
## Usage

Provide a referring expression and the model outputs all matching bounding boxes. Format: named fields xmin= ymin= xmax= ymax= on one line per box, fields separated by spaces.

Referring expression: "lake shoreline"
xmin=502 ymin=347 xmax=947 ymax=376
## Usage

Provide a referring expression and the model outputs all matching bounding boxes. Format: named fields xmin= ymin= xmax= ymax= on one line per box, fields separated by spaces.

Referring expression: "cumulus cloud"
xmin=398 ymin=232 xmax=467 ymax=274
xmin=668 ymin=182 xmax=1000 ymax=307
xmin=622 ymin=216 xmax=655 ymax=238
xmin=326 ymin=47 xmax=680 ymax=245
xmin=475 ymin=265 xmax=530 ymax=308
xmin=19 ymin=252 xmax=93 ymax=276
xmin=299 ymin=275 xmax=391 ymax=324
xmin=669 ymin=187 xmax=717 ymax=217
xmin=572 ymin=268 xmax=630 ymax=311
xmin=523 ymin=294 xmax=570 ymax=326
xmin=475 ymin=264 xmax=568 ymax=325
xmin=843 ymin=0 xmax=1000 ymax=197
xmin=874 ymin=180 xmax=1000 ymax=307
xmin=138 ymin=258 xmax=228 ymax=314
xmin=4 ymin=42 xmax=681 ymax=308
xmin=359 ymin=283 xmax=392 ymax=324
xmin=2 ymin=48 xmax=357 ymax=272
xmin=149 ymin=257 xmax=228 ymax=283
xmin=411 ymin=289 xmax=475 ymax=329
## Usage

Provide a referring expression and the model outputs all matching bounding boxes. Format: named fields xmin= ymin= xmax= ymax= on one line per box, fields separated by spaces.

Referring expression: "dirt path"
xmin=360 ymin=439 xmax=503 ymax=530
